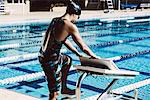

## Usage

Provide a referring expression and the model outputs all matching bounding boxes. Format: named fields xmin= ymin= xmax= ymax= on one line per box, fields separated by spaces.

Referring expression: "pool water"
xmin=0 ymin=16 xmax=150 ymax=100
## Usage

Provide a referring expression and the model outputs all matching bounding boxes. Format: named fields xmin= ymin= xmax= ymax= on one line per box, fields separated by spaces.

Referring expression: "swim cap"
xmin=66 ymin=2 xmax=81 ymax=15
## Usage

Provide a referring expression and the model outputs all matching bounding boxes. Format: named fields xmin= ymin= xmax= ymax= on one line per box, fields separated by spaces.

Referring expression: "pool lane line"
xmin=65 ymin=36 xmax=150 ymax=54
xmin=0 ymin=35 xmax=149 ymax=63
xmin=0 ymin=28 xmax=149 ymax=51
xmin=81 ymin=28 xmax=150 ymax=38
xmin=0 ymin=49 xmax=150 ymax=86
xmin=100 ymin=17 xmax=135 ymax=22
xmin=0 ymin=33 xmax=43 ymax=41
xmin=0 ymin=27 xmax=47 ymax=34
xmin=80 ymin=21 xmax=99 ymax=27
xmin=1 ymin=48 xmax=149 ymax=67
xmin=114 ymin=31 xmax=150 ymax=39
xmin=0 ymin=58 xmax=38 ymax=66
xmin=0 ymin=21 xmax=149 ymax=35
xmin=85 ymin=79 xmax=149 ymax=100
xmin=0 ymin=30 xmax=44 ymax=40
xmin=0 ymin=49 xmax=150 ymax=85
xmin=1 ymin=25 xmax=149 ymax=41
xmin=0 ymin=48 xmax=68 ymax=64
xmin=0 ymin=22 xmax=98 ymax=33
xmin=0 ymin=71 xmax=45 ymax=85
xmin=111 ymin=78 xmax=150 ymax=94
xmin=0 ymin=66 xmax=76 ymax=85
xmin=0 ymin=35 xmax=149 ymax=62
xmin=0 ymin=22 xmax=94 ymax=32
xmin=0 ymin=21 xmax=149 ymax=42
xmin=0 ymin=48 xmax=149 ymax=67
xmin=0 ymin=23 xmax=48 ymax=31
xmin=0 ymin=53 xmax=38 ymax=63
xmin=88 ymin=36 xmax=150 ymax=48
xmin=127 ymin=18 xmax=150 ymax=23
xmin=0 ymin=41 xmax=42 ymax=50
xmin=0 ymin=32 xmax=42 ymax=39
xmin=107 ymin=50 xmax=150 ymax=62
xmin=79 ymin=22 xmax=150 ymax=32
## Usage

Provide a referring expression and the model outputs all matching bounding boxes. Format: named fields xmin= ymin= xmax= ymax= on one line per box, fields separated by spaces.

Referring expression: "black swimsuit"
xmin=38 ymin=17 xmax=70 ymax=92
xmin=39 ymin=17 xmax=68 ymax=63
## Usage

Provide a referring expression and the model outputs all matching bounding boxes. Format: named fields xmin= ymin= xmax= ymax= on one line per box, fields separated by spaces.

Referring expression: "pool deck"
xmin=0 ymin=7 xmax=150 ymax=23
xmin=0 ymin=89 xmax=40 ymax=100
xmin=0 ymin=7 xmax=150 ymax=100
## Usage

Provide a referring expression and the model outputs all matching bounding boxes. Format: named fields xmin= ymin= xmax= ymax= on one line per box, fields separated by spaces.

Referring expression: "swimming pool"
xmin=0 ymin=16 xmax=150 ymax=100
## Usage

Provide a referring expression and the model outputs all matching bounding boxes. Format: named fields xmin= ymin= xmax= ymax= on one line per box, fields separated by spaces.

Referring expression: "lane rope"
xmin=0 ymin=49 xmax=149 ymax=85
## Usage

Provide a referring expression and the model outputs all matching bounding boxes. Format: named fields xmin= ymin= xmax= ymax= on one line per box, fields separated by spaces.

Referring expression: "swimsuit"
xmin=38 ymin=17 xmax=70 ymax=92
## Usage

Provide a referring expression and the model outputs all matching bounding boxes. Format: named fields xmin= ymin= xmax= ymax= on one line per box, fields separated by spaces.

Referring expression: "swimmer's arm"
xmin=68 ymin=24 xmax=98 ymax=58
xmin=64 ymin=39 xmax=82 ymax=57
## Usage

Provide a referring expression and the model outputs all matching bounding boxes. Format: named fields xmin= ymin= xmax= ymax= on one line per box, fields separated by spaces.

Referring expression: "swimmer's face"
xmin=72 ymin=14 xmax=80 ymax=23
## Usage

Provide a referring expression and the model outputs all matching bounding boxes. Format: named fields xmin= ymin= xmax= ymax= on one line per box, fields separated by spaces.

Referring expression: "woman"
xmin=38 ymin=1 xmax=99 ymax=100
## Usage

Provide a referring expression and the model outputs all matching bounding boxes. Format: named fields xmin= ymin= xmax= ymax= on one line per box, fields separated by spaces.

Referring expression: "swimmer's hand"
xmin=106 ymin=56 xmax=121 ymax=61
xmin=76 ymin=53 xmax=83 ymax=57
xmin=95 ymin=56 xmax=101 ymax=59
xmin=91 ymin=56 xmax=101 ymax=59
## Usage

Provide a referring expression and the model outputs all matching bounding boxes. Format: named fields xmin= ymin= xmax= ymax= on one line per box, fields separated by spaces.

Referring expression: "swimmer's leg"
xmin=60 ymin=55 xmax=75 ymax=95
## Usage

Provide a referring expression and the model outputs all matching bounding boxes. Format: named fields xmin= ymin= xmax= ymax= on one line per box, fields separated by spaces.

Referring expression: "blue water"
xmin=0 ymin=17 xmax=150 ymax=100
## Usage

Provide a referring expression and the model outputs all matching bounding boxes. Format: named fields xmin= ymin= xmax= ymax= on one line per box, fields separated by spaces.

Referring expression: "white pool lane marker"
xmin=0 ymin=49 xmax=150 ymax=85
xmin=83 ymin=78 xmax=150 ymax=100
xmin=0 ymin=48 xmax=68 ymax=63
xmin=127 ymin=18 xmax=150 ymax=23
xmin=111 ymin=78 xmax=150 ymax=94
xmin=0 ymin=71 xmax=45 ymax=85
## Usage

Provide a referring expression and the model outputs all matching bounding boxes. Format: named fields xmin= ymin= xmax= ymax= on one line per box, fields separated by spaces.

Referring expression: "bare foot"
xmin=49 ymin=92 xmax=59 ymax=100
xmin=61 ymin=88 xmax=75 ymax=95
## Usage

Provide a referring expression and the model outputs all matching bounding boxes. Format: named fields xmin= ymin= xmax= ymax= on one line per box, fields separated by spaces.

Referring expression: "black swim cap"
xmin=66 ymin=2 xmax=81 ymax=15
